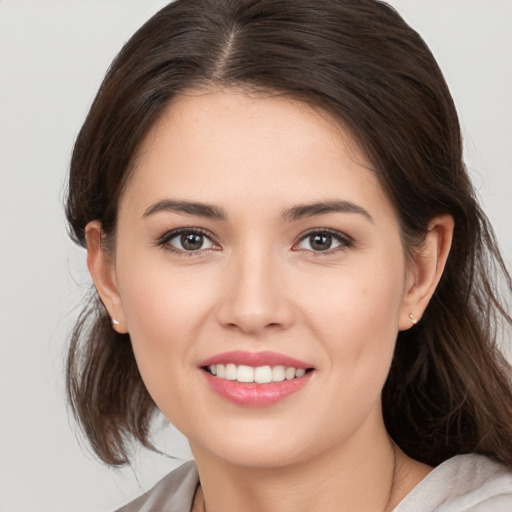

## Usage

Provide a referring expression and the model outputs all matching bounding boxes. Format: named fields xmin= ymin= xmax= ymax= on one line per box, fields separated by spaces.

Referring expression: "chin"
xmin=187 ymin=416 xmax=341 ymax=471
xmin=198 ymin=441 xmax=312 ymax=470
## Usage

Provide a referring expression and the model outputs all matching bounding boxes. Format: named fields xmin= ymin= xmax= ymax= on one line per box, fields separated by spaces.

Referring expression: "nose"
xmin=216 ymin=247 xmax=295 ymax=335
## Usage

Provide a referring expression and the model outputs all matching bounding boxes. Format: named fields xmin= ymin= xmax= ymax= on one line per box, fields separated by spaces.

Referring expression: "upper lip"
xmin=199 ymin=350 xmax=313 ymax=369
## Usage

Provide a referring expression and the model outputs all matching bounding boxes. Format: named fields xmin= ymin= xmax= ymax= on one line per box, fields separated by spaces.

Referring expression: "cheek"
xmin=296 ymin=249 xmax=406 ymax=371
xmin=113 ymin=246 xmax=212 ymax=389
xmin=116 ymin=239 xmax=215 ymax=336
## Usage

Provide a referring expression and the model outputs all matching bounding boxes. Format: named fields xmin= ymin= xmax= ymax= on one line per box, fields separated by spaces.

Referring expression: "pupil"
xmin=181 ymin=233 xmax=203 ymax=250
xmin=310 ymin=234 xmax=332 ymax=251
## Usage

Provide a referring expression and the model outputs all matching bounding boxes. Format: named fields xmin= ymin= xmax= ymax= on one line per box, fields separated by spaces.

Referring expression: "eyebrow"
xmin=142 ymin=198 xmax=373 ymax=224
xmin=282 ymin=200 xmax=373 ymax=223
xmin=142 ymin=200 xmax=227 ymax=220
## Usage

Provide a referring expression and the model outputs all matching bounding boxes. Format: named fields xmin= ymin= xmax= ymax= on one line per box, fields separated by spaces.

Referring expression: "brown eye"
xmin=309 ymin=234 xmax=333 ymax=251
xmin=294 ymin=230 xmax=352 ymax=253
xmin=161 ymin=229 xmax=217 ymax=252
xmin=180 ymin=233 xmax=205 ymax=251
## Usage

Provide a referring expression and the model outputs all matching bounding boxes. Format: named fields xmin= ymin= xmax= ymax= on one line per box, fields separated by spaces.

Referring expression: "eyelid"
xmin=154 ymin=226 xmax=353 ymax=255
xmin=155 ymin=227 xmax=221 ymax=253
xmin=292 ymin=228 xmax=354 ymax=253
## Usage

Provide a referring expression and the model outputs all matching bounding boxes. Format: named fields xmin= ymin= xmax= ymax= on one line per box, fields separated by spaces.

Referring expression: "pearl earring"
xmin=112 ymin=318 xmax=120 ymax=327
xmin=409 ymin=313 xmax=418 ymax=325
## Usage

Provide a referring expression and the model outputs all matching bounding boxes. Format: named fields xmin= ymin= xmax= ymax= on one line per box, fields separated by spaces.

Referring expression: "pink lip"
xmin=202 ymin=370 xmax=313 ymax=407
xmin=198 ymin=351 xmax=315 ymax=407
xmin=198 ymin=350 xmax=311 ymax=369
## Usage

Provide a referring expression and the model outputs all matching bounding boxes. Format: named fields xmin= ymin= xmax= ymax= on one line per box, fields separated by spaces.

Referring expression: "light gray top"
xmin=394 ymin=454 xmax=512 ymax=511
xmin=116 ymin=454 xmax=512 ymax=512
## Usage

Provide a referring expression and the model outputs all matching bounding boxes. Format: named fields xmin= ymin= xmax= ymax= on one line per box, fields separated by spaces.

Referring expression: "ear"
xmin=399 ymin=214 xmax=454 ymax=330
xmin=85 ymin=221 xmax=127 ymax=333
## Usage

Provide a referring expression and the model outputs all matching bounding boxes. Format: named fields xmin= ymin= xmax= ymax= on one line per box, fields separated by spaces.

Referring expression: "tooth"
xmin=212 ymin=363 xmax=307 ymax=382
xmin=272 ymin=365 xmax=285 ymax=382
xmin=225 ymin=363 xmax=237 ymax=380
xmin=254 ymin=365 xmax=272 ymax=383
xmin=237 ymin=365 xmax=254 ymax=383
xmin=285 ymin=367 xmax=296 ymax=380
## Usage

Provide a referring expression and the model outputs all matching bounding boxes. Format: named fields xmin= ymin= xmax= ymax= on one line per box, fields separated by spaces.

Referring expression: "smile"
xmin=199 ymin=351 xmax=315 ymax=407
xmin=206 ymin=364 xmax=307 ymax=383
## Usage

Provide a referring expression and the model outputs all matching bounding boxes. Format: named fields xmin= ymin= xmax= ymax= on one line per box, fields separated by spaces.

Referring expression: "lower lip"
xmin=202 ymin=370 xmax=313 ymax=407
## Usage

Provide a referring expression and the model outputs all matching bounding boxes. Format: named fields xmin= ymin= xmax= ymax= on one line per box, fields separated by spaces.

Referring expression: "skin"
xmin=86 ymin=89 xmax=454 ymax=512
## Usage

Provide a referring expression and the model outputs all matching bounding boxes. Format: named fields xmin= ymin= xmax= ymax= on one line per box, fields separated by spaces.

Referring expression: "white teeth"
xmin=285 ymin=367 xmax=296 ymax=380
xmin=272 ymin=365 xmax=285 ymax=382
xmin=237 ymin=365 xmax=254 ymax=383
xmin=207 ymin=364 xmax=308 ymax=383
xmin=254 ymin=365 xmax=273 ymax=383
xmin=225 ymin=363 xmax=237 ymax=380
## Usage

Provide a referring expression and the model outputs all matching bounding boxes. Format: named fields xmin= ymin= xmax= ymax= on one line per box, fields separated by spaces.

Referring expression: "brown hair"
xmin=66 ymin=0 xmax=512 ymax=467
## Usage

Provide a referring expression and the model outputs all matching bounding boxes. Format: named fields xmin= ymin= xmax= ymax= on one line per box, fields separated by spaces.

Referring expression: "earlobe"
xmin=85 ymin=221 xmax=127 ymax=333
xmin=399 ymin=215 xmax=454 ymax=330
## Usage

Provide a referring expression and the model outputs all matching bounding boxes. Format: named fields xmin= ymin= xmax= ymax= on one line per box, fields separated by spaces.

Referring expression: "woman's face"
xmin=103 ymin=90 xmax=418 ymax=468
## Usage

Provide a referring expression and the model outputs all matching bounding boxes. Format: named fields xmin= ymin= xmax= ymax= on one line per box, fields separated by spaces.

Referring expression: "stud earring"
xmin=409 ymin=313 xmax=418 ymax=325
xmin=112 ymin=318 xmax=120 ymax=327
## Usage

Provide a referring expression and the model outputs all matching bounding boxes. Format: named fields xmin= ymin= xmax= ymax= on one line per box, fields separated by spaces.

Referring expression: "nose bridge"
xmin=217 ymin=240 xmax=293 ymax=334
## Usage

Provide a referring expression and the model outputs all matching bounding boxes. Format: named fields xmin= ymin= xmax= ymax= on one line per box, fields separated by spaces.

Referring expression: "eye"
xmin=294 ymin=229 xmax=352 ymax=253
xmin=157 ymin=228 xmax=219 ymax=253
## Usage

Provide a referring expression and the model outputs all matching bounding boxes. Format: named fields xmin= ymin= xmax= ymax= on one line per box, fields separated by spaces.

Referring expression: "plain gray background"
xmin=1 ymin=1 xmax=511 ymax=511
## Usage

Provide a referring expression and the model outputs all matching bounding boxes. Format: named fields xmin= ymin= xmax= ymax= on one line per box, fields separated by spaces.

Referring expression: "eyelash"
xmin=293 ymin=228 xmax=354 ymax=256
xmin=155 ymin=228 xmax=220 ymax=256
xmin=155 ymin=227 xmax=354 ymax=256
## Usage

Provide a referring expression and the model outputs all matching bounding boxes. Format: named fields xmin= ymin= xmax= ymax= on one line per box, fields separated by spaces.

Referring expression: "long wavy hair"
xmin=65 ymin=0 xmax=512 ymax=467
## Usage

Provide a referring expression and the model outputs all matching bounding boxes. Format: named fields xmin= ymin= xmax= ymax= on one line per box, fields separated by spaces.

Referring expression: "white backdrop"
xmin=0 ymin=1 xmax=511 ymax=511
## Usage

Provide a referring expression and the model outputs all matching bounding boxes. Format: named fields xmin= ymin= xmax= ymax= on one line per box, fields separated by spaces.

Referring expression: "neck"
xmin=190 ymin=415 xmax=422 ymax=512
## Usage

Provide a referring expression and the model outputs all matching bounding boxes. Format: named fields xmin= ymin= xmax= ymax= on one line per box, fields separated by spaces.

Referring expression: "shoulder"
xmin=115 ymin=460 xmax=199 ymax=512
xmin=394 ymin=454 xmax=512 ymax=512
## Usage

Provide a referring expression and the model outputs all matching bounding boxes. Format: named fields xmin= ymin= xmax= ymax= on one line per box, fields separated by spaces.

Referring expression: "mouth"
xmin=199 ymin=351 xmax=315 ymax=407
xmin=203 ymin=364 xmax=313 ymax=383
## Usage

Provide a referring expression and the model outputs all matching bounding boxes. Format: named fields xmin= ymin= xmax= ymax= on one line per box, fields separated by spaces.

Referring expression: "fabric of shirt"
xmin=115 ymin=454 xmax=512 ymax=512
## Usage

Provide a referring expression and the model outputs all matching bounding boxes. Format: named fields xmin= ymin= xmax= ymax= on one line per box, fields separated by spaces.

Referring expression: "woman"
xmin=65 ymin=0 xmax=512 ymax=510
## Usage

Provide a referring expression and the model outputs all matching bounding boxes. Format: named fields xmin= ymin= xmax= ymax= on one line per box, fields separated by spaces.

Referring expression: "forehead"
xmin=119 ymin=89 xmax=395 ymax=224
xmin=139 ymin=88 xmax=363 ymax=163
